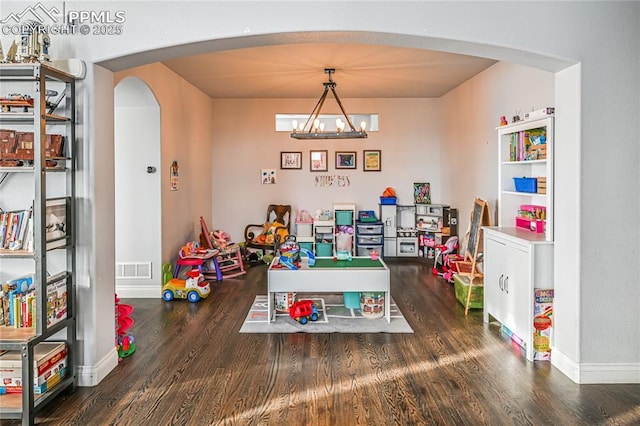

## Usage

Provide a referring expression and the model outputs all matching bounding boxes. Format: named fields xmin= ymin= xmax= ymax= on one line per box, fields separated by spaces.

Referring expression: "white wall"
xmin=115 ymin=78 xmax=162 ymax=298
xmin=2 ymin=1 xmax=637 ymax=384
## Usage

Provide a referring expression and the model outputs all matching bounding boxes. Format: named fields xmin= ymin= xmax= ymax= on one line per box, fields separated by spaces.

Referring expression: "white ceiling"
xmin=161 ymin=43 xmax=497 ymax=99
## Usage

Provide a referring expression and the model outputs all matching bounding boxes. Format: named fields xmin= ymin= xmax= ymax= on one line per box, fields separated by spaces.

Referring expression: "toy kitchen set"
xmin=379 ymin=202 xmax=457 ymax=259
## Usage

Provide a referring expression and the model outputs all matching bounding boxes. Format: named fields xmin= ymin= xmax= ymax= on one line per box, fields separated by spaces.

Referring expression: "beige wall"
xmin=441 ymin=62 xmax=555 ymax=237
xmin=115 ymin=63 xmax=216 ymax=265
xmin=210 ymin=98 xmax=441 ymax=240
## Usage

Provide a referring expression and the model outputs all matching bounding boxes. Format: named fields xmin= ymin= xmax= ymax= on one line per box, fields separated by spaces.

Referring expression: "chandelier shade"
xmin=291 ymin=68 xmax=368 ymax=140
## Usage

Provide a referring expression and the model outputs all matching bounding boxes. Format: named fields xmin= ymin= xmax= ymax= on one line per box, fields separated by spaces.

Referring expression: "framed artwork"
xmin=414 ymin=182 xmax=431 ymax=204
xmin=335 ymin=151 xmax=357 ymax=169
xmin=310 ymin=150 xmax=328 ymax=172
xmin=261 ymin=169 xmax=276 ymax=184
xmin=280 ymin=151 xmax=302 ymax=169
xmin=363 ymin=150 xmax=381 ymax=172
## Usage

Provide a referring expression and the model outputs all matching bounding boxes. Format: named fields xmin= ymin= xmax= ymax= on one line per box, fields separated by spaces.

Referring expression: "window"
xmin=275 ymin=114 xmax=379 ymax=132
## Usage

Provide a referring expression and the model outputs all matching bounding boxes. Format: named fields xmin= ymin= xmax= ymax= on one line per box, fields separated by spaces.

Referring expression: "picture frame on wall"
xmin=363 ymin=150 xmax=381 ymax=172
xmin=335 ymin=151 xmax=357 ymax=169
xmin=310 ymin=150 xmax=328 ymax=172
xmin=413 ymin=182 xmax=431 ymax=204
xmin=280 ymin=151 xmax=302 ymax=169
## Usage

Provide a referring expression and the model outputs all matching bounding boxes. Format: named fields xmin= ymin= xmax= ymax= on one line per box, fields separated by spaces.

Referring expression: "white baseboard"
xmin=77 ymin=347 xmax=119 ymax=387
xmin=116 ymin=283 xmax=160 ymax=298
xmin=552 ymin=348 xmax=640 ymax=384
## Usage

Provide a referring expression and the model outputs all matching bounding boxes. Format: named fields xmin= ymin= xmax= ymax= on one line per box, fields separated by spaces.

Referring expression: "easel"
xmin=454 ymin=198 xmax=492 ymax=315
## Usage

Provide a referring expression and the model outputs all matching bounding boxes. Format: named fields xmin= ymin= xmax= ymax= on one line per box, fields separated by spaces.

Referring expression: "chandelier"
xmin=291 ymin=68 xmax=368 ymax=140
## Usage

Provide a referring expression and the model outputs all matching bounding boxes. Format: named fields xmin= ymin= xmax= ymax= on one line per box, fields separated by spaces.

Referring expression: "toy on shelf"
xmin=370 ymin=249 xmax=379 ymax=261
xmin=289 ymin=300 xmax=319 ymax=324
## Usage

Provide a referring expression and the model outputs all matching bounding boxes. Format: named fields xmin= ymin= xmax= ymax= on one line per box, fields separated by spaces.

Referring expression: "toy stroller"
xmin=431 ymin=236 xmax=460 ymax=282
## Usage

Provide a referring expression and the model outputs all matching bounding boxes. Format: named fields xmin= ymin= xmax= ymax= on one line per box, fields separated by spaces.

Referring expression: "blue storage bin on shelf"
xmin=316 ymin=243 xmax=333 ymax=257
xmin=299 ymin=242 xmax=313 ymax=253
xmin=513 ymin=177 xmax=537 ymax=193
xmin=335 ymin=211 xmax=352 ymax=225
xmin=379 ymin=196 xmax=397 ymax=205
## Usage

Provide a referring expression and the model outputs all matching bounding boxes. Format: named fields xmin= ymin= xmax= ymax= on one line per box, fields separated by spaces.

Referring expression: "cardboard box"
xmin=533 ymin=289 xmax=553 ymax=361
xmin=537 ymin=177 xmax=547 ymax=194
xmin=0 ymin=342 xmax=66 ymax=376
xmin=0 ymin=357 xmax=67 ymax=394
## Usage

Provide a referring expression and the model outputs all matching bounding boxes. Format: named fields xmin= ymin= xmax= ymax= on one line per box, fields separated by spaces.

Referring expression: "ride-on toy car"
xmin=289 ymin=300 xmax=319 ymax=324
xmin=162 ymin=268 xmax=211 ymax=302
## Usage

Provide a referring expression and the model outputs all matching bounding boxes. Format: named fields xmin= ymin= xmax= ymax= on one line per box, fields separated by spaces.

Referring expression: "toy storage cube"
xmin=335 ymin=211 xmax=353 ymax=226
xmin=299 ymin=242 xmax=313 ymax=253
xmin=316 ymin=243 xmax=333 ymax=257
xmin=343 ymin=292 xmax=361 ymax=309
xmin=453 ymin=273 xmax=484 ymax=309
xmin=296 ymin=223 xmax=312 ymax=237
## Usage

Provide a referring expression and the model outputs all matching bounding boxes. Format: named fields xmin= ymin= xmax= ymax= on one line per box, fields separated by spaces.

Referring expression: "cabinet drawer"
xmin=356 ymin=224 xmax=383 ymax=234
xmin=356 ymin=245 xmax=383 ymax=256
xmin=315 ymin=226 xmax=333 ymax=234
xmin=357 ymin=235 xmax=383 ymax=245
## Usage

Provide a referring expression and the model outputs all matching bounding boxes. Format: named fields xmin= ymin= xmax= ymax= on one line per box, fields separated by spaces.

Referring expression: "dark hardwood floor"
xmin=14 ymin=259 xmax=640 ymax=425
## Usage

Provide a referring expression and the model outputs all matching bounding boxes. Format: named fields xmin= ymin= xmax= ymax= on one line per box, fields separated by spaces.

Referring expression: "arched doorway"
xmin=114 ymin=77 xmax=162 ymax=297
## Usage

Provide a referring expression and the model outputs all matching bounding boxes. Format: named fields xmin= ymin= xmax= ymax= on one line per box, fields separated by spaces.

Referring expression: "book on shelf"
xmin=46 ymin=272 xmax=68 ymax=327
xmin=0 ymin=275 xmax=35 ymax=328
xmin=0 ymin=196 xmax=69 ymax=253
xmin=509 ymin=128 xmax=547 ymax=162
xmin=0 ymin=208 xmax=32 ymax=251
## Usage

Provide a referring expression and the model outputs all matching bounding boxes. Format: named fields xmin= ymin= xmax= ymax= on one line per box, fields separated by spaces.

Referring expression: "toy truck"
xmin=289 ymin=300 xmax=319 ymax=324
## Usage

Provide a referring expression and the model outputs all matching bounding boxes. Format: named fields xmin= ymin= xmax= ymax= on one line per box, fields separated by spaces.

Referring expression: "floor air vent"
xmin=116 ymin=262 xmax=152 ymax=279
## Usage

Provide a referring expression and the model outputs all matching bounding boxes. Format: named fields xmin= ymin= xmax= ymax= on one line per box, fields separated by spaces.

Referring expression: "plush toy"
xmin=253 ymin=221 xmax=289 ymax=245
xmin=211 ymin=230 xmax=231 ymax=250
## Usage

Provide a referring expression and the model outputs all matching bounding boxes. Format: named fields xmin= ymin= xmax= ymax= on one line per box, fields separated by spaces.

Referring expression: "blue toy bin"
xmin=379 ymin=196 xmax=397 ymax=205
xmin=513 ymin=177 xmax=537 ymax=193
xmin=343 ymin=292 xmax=361 ymax=309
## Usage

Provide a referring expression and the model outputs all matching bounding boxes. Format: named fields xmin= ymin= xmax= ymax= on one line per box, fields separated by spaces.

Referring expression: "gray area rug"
xmin=240 ymin=294 xmax=413 ymax=333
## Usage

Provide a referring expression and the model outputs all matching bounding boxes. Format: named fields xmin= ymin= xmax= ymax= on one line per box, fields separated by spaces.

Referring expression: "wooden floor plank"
xmin=4 ymin=259 xmax=640 ymax=425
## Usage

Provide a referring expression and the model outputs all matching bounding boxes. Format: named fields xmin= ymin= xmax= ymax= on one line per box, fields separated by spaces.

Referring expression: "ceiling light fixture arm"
xmin=291 ymin=68 xmax=367 ymax=140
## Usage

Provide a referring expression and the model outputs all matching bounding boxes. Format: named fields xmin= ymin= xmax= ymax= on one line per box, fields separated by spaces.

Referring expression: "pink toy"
xmin=370 ymin=250 xmax=379 ymax=261
xmin=211 ymin=230 xmax=231 ymax=250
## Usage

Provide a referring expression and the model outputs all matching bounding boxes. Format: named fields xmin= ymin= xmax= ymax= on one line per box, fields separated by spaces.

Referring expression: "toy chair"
xmin=199 ymin=216 xmax=246 ymax=279
xmin=243 ymin=204 xmax=291 ymax=257
xmin=431 ymin=236 xmax=459 ymax=280
xmin=174 ymin=241 xmax=222 ymax=282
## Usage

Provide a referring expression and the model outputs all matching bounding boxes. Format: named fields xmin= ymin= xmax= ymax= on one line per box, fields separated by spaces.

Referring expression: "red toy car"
xmin=289 ymin=300 xmax=319 ymax=324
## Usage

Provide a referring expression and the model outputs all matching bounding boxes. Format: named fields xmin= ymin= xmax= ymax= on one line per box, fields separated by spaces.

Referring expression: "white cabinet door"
xmin=380 ymin=205 xmax=396 ymax=238
xmin=504 ymin=242 xmax=530 ymax=340
xmin=484 ymin=236 xmax=506 ymax=324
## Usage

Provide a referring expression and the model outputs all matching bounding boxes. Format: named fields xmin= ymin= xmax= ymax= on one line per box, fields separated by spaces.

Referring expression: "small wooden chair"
xmin=243 ymin=204 xmax=292 ymax=257
xmin=199 ymin=217 xmax=246 ymax=280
